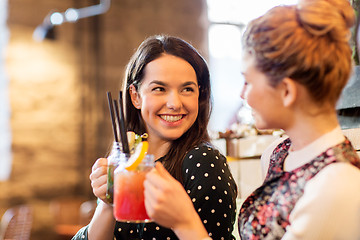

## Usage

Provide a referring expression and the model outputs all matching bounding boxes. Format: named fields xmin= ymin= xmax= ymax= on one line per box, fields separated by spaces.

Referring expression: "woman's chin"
xmin=254 ymin=121 xmax=268 ymax=131
xmin=157 ymin=131 xmax=185 ymax=142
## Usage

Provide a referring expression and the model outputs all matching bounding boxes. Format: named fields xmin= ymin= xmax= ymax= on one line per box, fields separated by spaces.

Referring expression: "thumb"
xmin=154 ymin=162 xmax=174 ymax=181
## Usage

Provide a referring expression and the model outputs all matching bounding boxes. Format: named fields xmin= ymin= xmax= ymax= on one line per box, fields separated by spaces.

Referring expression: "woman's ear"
xmin=280 ymin=78 xmax=297 ymax=107
xmin=129 ymin=84 xmax=141 ymax=109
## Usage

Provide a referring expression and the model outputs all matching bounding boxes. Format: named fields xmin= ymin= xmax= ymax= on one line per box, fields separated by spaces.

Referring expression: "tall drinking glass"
xmin=106 ymin=141 xmax=122 ymax=204
xmin=113 ymin=153 xmax=154 ymax=222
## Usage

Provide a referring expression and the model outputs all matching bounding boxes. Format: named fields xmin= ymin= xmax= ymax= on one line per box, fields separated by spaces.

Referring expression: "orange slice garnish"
xmin=125 ymin=141 xmax=149 ymax=171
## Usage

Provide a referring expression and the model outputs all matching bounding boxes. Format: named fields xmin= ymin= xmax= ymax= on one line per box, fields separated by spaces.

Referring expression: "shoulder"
xmin=311 ymin=162 xmax=360 ymax=191
xmin=182 ymin=143 xmax=227 ymax=168
xmin=181 ymin=143 xmax=235 ymax=188
xmin=181 ymin=143 xmax=238 ymax=202
xmin=302 ymin=162 xmax=360 ymax=209
xmin=287 ymin=163 xmax=360 ymax=239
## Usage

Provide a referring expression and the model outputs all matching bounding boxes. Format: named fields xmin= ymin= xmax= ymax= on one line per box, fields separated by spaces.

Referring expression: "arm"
xmin=87 ymin=201 xmax=115 ymax=240
xmin=144 ymin=162 xmax=210 ymax=240
xmin=87 ymin=158 xmax=116 ymax=240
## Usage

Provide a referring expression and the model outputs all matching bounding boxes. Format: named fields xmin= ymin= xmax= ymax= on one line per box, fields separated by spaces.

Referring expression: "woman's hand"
xmin=144 ymin=162 xmax=192 ymax=227
xmin=144 ymin=162 xmax=209 ymax=240
xmin=89 ymin=158 xmax=108 ymax=201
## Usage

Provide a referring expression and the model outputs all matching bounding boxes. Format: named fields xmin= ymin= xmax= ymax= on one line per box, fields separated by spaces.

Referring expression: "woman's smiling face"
xmin=130 ymin=54 xmax=199 ymax=142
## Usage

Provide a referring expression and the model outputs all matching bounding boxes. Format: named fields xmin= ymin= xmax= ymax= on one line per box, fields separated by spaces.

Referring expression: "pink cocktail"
xmin=113 ymin=154 xmax=153 ymax=222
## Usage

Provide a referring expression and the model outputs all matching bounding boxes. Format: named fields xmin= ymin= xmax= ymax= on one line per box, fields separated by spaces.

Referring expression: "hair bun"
xmin=297 ymin=0 xmax=355 ymax=41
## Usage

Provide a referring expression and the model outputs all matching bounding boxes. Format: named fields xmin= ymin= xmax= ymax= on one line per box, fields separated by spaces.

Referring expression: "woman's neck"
xmin=284 ymin=110 xmax=340 ymax=151
xmin=146 ymin=136 xmax=172 ymax=160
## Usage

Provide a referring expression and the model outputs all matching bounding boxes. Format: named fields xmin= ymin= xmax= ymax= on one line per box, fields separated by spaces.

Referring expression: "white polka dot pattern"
xmin=181 ymin=144 xmax=238 ymax=239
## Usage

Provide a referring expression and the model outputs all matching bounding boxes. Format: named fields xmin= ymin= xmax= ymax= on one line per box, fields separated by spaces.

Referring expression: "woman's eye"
xmin=152 ymin=87 xmax=165 ymax=92
xmin=183 ymin=87 xmax=195 ymax=92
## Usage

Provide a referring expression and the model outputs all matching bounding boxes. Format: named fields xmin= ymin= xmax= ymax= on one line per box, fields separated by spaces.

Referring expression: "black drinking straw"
xmin=118 ymin=91 xmax=130 ymax=154
xmin=113 ymin=99 xmax=130 ymax=154
xmin=106 ymin=91 xmax=119 ymax=142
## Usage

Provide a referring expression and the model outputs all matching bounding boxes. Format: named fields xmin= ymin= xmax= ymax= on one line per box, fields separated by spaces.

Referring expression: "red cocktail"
xmin=113 ymin=154 xmax=153 ymax=222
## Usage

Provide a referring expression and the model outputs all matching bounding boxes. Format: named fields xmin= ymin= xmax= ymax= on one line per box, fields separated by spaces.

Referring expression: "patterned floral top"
xmin=72 ymin=143 xmax=238 ymax=240
xmin=238 ymin=138 xmax=360 ymax=240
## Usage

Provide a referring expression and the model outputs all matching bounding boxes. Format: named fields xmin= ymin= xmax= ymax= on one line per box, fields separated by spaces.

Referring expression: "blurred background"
xmin=3 ymin=0 xmax=358 ymax=239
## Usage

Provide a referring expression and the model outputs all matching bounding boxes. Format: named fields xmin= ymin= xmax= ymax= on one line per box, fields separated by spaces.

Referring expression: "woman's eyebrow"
xmin=148 ymin=80 xmax=166 ymax=86
xmin=182 ymin=81 xmax=198 ymax=87
xmin=148 ymin=80 xmax=198 ymax=87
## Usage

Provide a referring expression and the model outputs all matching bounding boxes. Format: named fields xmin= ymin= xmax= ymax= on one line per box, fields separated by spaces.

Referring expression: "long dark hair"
xmin=123 ymin=35 xmax=212 ymax=183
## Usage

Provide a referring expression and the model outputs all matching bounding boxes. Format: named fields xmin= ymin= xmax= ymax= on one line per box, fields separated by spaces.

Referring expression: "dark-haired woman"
xmin=72 ymin=35 xmax=238 ymax=240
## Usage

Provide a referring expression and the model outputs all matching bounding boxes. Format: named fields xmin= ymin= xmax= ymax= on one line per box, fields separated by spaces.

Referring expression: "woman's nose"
xmin=166 ymin=92 xmax=182 ymax=110
xmin=240 ymin=84 xmax=247 ymax=100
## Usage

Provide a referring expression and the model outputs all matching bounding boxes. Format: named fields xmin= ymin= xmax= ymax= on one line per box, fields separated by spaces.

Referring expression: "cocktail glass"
xmin=113 ymin=153 xmax=154 ymax=222
xmin=106 ymin=141 xmax=122 ymax=204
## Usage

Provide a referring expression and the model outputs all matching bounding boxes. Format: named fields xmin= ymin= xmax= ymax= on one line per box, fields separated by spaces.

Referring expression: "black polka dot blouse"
xmin=72 ymin=143 xmax=238 ymax=240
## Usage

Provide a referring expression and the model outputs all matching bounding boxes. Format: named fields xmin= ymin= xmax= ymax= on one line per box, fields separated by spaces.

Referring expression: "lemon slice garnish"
xmin=127 ymin=131 xmax=136 ymax=153
xmin=125 ymin=141 xmax=149 ymax=171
